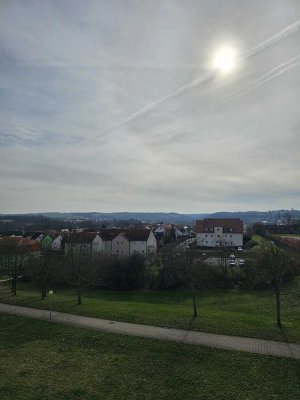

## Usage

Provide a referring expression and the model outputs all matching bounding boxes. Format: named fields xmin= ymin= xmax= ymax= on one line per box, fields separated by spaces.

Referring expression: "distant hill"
xmin=188 ymin=210 xmax=300 ymax=224
xmin=40 ymin=212 xmax=204 ymax=224
xmin=1 ymin=210 xmax=299 ymax=230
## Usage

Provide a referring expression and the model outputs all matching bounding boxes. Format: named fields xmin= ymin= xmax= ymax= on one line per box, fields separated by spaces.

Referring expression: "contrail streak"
xmin=222 ymin=61 xmax=300 ymax=104
xmin=75 ymin=19 xmax=300 ymax=146
xmin=150 ymin=54 xmax=300 ymax=142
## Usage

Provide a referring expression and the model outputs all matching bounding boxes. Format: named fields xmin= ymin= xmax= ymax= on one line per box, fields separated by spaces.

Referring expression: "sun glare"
xmin=213 ymin=46 xmax=237 ymax=74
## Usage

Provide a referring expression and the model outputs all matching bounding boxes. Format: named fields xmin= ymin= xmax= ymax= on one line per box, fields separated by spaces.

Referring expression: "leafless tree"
xmin=168 ymin=247 xmax=205 ymax=318
xmin=0 ymin=239 xmax=25 ymax=295
xmin=247 ymin=240 xmax=299 ymax=327
xmin=64 ymin=243 xmax=96 ymax=305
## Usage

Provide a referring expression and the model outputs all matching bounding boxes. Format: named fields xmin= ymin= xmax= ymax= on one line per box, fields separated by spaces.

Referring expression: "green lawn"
xmin=1 ymin=279 xmax=299 ymax=343
xmin=0 ymin=314 xmax=299 ymax=400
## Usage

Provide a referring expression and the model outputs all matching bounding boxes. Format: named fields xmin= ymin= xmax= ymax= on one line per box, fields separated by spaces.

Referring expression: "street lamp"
xmin=49 ymin=290 xmax=54 ymax=322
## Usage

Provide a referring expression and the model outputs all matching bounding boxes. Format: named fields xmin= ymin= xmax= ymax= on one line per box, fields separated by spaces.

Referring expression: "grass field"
xmin=0 ymin=314 xmax=299 ymax=400
xmin=1 ymin=279 xmax=299 ymax=343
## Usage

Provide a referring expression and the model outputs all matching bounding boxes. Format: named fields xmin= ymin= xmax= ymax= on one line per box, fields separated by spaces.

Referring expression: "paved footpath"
xmin=1 ymin=302 xmax=300 ymax=359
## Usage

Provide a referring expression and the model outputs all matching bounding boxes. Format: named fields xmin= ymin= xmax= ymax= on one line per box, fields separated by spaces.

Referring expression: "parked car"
xmin=237 ymin=246 xmax=243 ymax=251
xmin=229 ymin=254 xmax=235 ymax=258
xmin=229 ymin=259 xmax=236 ymax=266
xmin=238 ymin=259 xmax=245 ymax=266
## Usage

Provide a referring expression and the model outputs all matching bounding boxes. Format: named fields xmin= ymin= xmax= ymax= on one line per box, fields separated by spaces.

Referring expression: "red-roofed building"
xmin=196 ymin=218 xmax=243 ymax=248
xmin=0 ymin=237 xmax=41 ymax=254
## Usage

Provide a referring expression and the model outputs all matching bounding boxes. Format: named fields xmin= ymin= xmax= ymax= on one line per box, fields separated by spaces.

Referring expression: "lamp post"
xmin=49 ymin=290 xmax=54 ymax=322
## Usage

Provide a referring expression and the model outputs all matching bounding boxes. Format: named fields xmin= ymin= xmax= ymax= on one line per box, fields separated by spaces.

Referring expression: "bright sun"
xmin=213 ymin=46 xmax=237 ymax=73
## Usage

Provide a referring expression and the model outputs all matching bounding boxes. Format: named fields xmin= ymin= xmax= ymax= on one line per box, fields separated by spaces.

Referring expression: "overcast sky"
xmin=1 ymin=0 xmax=300 ymax=214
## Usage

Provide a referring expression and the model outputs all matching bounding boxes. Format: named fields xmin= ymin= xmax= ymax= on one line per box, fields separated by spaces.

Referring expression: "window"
xmin=230 ymin=235 xmax=232 ymax=237
xmin=230 ymin=228 xmax=233 ymax=232
xmin=218 ymin=235 xmax=220 ymax=237
xmin=121 ymin=241 xmax=123 ymax=245
xmin=117 ymin=250 xmax=119 ymax=253
xmin=225 ymin=234 xmax=227 ymax=237
xmin=211 ymin=235 xmax=213 ymax=237
xmin=117 ymin=241 xmax=119 ymax=245
xmin=205 ymin=234 xmax=207 ymax=237
xmin=205 ymin=228 xmax=208 ymax=231
xmin=206 ymin=241 xmax=208 ymax=243
xmin=142 ymin=250 xmax=145 ymax=253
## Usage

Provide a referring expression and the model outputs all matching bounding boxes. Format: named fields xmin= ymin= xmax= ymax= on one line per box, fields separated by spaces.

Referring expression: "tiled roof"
xmin=196 ymin=218 xmax=243 ymax=234
xmin=98 ymin=229 xmax=124 ymax=241
xmin=0 ymin=237 xmax=41 ymax=253
xmin=24 ymin=232 xmax=43 ymax=240
xmin=65 ymin=232 xmax=99 ymax=244
xmin=123 ymin=229 xmax=152 ymax=241
xmin=96 ymin=228 xmax=152 ymax=242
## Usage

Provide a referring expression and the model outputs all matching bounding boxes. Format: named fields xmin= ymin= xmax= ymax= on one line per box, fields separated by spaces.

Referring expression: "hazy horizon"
xmin=1 ymin=208 xmax=298 ymax=216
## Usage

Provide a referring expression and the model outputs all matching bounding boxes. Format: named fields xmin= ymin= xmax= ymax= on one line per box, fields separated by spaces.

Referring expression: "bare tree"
xmin=0 ymin=239 xmax=25 ymax=295
xmin=25 ymin=247 xmax=54 ymax=299
xmin=247 ymin=240 xmax=299 ymax=327
xmin=64 ymin=243 xmax=94 ymax=305
xmin=168 ymin=247 xmax=205 ymax=318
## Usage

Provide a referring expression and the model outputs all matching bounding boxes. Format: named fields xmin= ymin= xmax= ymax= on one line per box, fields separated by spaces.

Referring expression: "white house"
xmin=196 ymin=218 xmax=243 ymax=248
xmin=51 ymin=234 xmax=63 ymax=251
xmin=111 ymin=232 xmax=130 ymax=256
xmin=127 ymin=229 xmax=157 ymax=261
xmin=64 ymin=232 xmax=103 ymax=254
xmin=111 ymin=229 xmax=157 ymax=261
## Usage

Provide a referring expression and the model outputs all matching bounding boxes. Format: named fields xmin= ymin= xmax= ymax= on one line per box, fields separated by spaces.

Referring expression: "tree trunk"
xmin=41 ymin=285 xmax=47 ymax=300
xmin=192 ymin=291 xmax=197 ymax=318
xmin=77 ymin=285 xmax=82 ymax=305
xmin=275 ymin=289 xmax=281 ymax=328
xmin=12 ymin=277 xmax=17 ymax=296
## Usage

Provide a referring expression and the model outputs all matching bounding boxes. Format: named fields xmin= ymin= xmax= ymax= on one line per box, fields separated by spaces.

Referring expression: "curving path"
xmin=0 ymin=302 xmax=299 ymax=359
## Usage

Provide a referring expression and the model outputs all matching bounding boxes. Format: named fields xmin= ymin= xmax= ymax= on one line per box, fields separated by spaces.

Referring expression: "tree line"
xmin=0 ymin=239 xmax=299 ymax=327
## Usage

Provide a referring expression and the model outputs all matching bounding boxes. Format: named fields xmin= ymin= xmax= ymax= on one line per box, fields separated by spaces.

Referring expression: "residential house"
xmin=51 ymin=234 xmax=63 ymax=251
xmin=126 ymin=229 xmax=157 ymax=261
xmin=0 ymin=236 xmax=41 ymax=255
xmin=41 ymin=234 xmax=53 ymax=248
xmin=111 ymin=229 xmax=157 ymax=261
xmin=23 ymin=232 xmax=44 ymax=241
xmin=112 ymin=232 xmax=130 ymax=257
xmin=98 ymin=229 xmax=124 ymax=254
xmin=153 ymin=224 xmax=175 ymax=243
xmin=196 ymin=218 xmax=243 ymax=247
xmin=64 ymin=232 xmax=102 ymax=254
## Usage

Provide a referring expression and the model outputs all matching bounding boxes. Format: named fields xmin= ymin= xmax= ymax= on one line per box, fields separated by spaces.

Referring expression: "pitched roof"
xmin=0 ymin=237 xmax=41 ymax=253
xmin=65 ymin=232 xmax=99 ymax=244
xmin=98 ymin=229 xmax=124 ymax=241
xmin=196 ymin=218 xmax=243 ymax=234
xmin=24 ymin=232 xmax=44 ymax=240
xmin=123 ymin=229 xmax=152 ymax=241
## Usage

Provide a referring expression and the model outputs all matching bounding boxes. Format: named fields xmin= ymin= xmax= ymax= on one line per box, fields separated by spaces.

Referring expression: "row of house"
xmin=0 ymin=228 xmax=157 ymax=261
xmin=65 ymin=229 xmax=157 ymax=261
xmin=0 ymin=236 xmax=41 ymax=255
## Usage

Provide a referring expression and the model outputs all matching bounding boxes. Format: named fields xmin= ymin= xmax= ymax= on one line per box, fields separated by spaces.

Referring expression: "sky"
xmin=1 ymin=0 xmax=300 ymax=214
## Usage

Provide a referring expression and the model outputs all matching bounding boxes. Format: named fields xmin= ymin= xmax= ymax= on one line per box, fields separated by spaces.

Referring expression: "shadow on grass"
xmin=180 ymin=315 xmax=199 ymax=342
xmin=279 ymin=325 xmax=298 ymax=358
